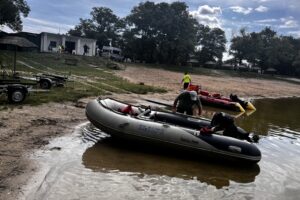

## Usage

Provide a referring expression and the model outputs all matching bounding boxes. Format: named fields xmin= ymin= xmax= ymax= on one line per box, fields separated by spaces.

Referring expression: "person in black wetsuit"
xmin=173 ymin=91 xmax=202 ymax=115
xmin=210 ymin=112 xmax=240 ymax=138
xmin=209 ymin=112 xmax=260 ymax=142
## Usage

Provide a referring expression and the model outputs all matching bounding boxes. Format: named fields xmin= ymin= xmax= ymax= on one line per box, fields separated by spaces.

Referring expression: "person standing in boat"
xmin=173 ymin=91 xmax=202 ymax=115
xmin=181 ymin=72 xmax=192 ymax=90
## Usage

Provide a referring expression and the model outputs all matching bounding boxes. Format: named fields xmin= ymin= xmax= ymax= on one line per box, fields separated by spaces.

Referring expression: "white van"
xmin=102 ymin=46 xmax=123 ymax=61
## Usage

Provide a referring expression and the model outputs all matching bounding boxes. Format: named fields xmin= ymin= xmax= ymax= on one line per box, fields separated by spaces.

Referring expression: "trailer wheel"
xmin=40 ymin=79 xmax=52 ymax=89
xmin=8 ymin=89 xmax=26 ymax=103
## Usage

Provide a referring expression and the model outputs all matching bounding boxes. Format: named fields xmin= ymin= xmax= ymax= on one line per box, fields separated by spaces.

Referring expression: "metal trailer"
xmin=36 ymin=73 xmax=68 ymax=89
xmin=0 ymin=84 xmax=29 ymax=103
xmin=17 ymin=73 xmax=68 ymax=89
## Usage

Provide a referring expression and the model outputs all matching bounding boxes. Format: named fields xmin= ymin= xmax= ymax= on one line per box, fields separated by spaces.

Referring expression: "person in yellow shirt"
xmin=181 ymin=72 xmax=191 ymax=90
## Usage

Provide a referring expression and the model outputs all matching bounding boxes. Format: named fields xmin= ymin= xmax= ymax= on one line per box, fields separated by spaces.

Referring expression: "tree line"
xmin=230 ymin=27 xmax=300 ymax=76
xmin=1 ymin=0 xmax=299 ymax=76
xmin=68 ymin=1 xmax=226 ymax=66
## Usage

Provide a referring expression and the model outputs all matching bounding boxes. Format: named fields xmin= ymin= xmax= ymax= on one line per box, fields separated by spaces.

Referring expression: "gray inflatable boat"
xmin=86 ymin=98 xmax=261 ymax=163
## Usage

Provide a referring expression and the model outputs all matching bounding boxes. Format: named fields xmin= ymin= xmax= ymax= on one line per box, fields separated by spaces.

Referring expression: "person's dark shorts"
xmin=183 ymin=82 xmax=189 ymax=89
xmin=177 ymin=106 xmax=193 ymax=115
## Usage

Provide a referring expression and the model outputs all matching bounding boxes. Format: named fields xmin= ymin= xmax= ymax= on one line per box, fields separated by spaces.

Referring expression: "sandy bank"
xmin=116 ymin=66 xmax=300 ymax=99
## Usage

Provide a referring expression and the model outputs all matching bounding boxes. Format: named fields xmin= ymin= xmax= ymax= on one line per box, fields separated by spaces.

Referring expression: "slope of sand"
xmin=116 ymin=66 xmax=300 ymax=99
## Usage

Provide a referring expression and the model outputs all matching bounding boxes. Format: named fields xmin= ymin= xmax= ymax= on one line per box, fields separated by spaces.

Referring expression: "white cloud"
xmin=196 ymin=4 xmax=222 ymax=15
xmin=255 ymin=0 xmax=272 ymax=2
xmin=254 ymin=18 xmax=278 ymax=27
xmin=288 ymin=31 xmax=300 ymax=38
xmin=280 ymin=20 xmax=298 ymax=28
xmin=255 ymin=5 xmax=269 ymax=12
xmin=190 ymin=5 xmax=222 ymax=28
xmin=254 ymin=19 xmax=277 ymax=23
xmin=223 ymin=52 xmax=233 ymax=61
xmin=22 ymin=17 xmax=74 ymax=34
xmin=280 ymin=17 xmax=298 ymax=28
xmin=193 ymin=15 xmax=221 ymax=27
xmin=230 ymin=6 xmax=253 ymax=15
xmin=0 ymin=26 xmax=15 ymax=33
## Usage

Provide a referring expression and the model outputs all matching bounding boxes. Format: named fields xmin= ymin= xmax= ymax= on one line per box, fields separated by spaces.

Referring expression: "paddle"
xmin=143 ymin=99 xmax=173 ymax=107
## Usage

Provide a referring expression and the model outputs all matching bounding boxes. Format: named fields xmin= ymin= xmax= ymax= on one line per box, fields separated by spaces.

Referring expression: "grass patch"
xmin=0 ymin=50 xmax=167 ymax=105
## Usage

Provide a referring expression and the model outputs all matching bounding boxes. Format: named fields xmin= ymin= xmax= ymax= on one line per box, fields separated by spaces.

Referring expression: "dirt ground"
xmin=1 ymin=65 xmax=300 ymax=200
xmin=116 ymin=66 xmax=300 ymax=99
xmin=0 ymin=102 xmax=87 ymax=200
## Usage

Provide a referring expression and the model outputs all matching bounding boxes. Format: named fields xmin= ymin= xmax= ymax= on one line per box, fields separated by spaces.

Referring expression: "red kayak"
xmin=187 ymin=84 xmax=255 ymax=112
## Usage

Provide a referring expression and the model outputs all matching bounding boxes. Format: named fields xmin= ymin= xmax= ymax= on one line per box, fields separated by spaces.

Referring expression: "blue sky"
xmin=2 ymin=0 xmax=300 ymax=39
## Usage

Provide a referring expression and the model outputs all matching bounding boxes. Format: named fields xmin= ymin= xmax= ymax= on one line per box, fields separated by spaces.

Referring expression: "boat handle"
xmin=119 ymin=122 xmax=129 ymax=128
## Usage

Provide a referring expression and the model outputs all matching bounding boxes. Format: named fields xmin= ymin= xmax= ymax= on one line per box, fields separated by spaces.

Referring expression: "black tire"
xmin=40 ymin=79 xmax=52 ymax=89
xmin=56 ymin=83 xmax=64 ymax=87
xmin=8 ymin=89 xmax=26 ymax=103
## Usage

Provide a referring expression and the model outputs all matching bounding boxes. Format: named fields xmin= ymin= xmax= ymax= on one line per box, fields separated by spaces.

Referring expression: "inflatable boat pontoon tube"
xmin=86 ymin=98 xmax=261 ymax=163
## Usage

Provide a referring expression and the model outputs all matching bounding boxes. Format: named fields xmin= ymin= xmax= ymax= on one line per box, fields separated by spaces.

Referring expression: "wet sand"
xmin=1 ymin=65 xmax=300 ymax=199
xmin=0 ymin=102 xmax=86 ymax=200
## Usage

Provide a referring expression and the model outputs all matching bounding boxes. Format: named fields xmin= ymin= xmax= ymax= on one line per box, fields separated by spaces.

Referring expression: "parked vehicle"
xmin=1 ymin=70 xmax=67 ymax=103
xmin=101 ymin=46 xmax=124 ymax=61
xmin=0 ymin=84 xmax=29 ymax=103
xmin=0 ymin=73 xmax=33 ymax=103
xmin=36 ymin=73 xmax=68 ymax=89
xmin=19 ymin=73 xmax=68 ymax=89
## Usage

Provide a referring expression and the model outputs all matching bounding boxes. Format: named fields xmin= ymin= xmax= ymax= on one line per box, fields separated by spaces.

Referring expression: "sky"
xmin=2 ymin=0 xmax=300 ymax=40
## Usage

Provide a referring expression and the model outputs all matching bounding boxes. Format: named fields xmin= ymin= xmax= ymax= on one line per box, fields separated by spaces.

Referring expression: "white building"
xmin=40 ymin=32 xmax=97 ymax=56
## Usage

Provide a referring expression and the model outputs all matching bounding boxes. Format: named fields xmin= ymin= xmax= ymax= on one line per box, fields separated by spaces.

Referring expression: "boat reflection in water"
xmin=82 ymin=138 xmax=260 ymax=189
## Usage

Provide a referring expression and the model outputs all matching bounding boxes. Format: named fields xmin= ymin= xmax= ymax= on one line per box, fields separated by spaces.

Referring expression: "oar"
xmin=143 ymin=99 xmax=173 ymax=107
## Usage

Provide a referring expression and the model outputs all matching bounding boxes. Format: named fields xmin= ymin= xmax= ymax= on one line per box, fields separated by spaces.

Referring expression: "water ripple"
xmin=81 ymin=123 xmax=110 ymax=144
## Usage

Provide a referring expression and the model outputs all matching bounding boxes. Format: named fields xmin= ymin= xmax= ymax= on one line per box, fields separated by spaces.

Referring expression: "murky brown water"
xmin=26 ymin=98 xmax=300 ymax=200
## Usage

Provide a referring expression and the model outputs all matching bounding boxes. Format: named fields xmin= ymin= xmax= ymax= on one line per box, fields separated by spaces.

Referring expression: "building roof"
xmin=41 ymin=32 xmax=96 ymax=42
xmin=222 ymin=64 xmax=232 ymax=67
xmin=102 ymin=46 xmax=122 ymax=51
xmin=238 ymin=64 xmax=248 ymax=69
xmin=205 ymin=61 xmax=216 ymax=65
xmin=251 ymin=67 xmax=261 ymax=70
xmin=187 ymin=58 xmax=199 ymax=63
xmin=0 ymin=36 xmax=38 ymax=48
xmin=266 ymin=67 xmax=277 ymax=72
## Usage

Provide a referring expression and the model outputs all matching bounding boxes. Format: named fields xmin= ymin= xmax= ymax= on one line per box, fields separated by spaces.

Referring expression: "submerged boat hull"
xmin=86 ymin=98 xmax=261 ymax=164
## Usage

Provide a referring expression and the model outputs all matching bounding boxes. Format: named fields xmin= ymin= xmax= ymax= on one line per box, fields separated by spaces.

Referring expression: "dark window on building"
xmin=50 ymin=41 xmax=57 ymax=47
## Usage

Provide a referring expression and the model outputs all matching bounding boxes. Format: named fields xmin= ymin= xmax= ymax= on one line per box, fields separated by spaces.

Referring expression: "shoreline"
xmin=0 ymin=102 xmax=87 ymax=200
xmin=1 ymin=65 xmax=300 ymax=199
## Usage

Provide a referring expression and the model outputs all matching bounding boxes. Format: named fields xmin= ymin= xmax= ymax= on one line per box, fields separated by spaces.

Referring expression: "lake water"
xmin=26 ymin=98 xmax=300 ymax=200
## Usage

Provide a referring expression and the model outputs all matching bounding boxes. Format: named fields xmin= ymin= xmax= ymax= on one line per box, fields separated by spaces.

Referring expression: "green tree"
xmin=230 ymin=27 xmax=300 ymax=75
xmin=124 ymin=1 xmax=197 ymax=64
xmin=256 ymin=27 xmax=277 ymax=70
xmin=293 ymin=51 xmax=300 ymax=76
xmin=68 ymin=7 xmax=123 ymax=48
xmin=229 ymin=28 xmax=249 ymax=66
xmin=0 ymin=0 xmax=30 ymax=31
xmin=272 ymin=37 xmax=296 ymax=75
xmin=196 ymin=24 xmax=226 ymax=65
